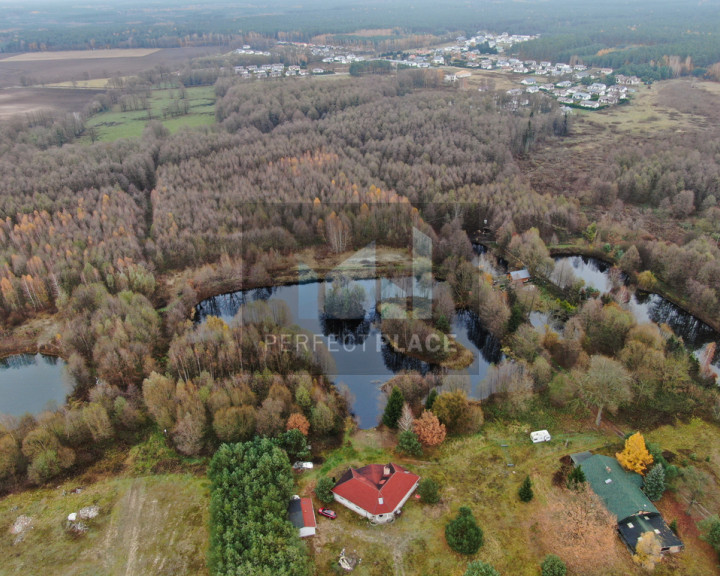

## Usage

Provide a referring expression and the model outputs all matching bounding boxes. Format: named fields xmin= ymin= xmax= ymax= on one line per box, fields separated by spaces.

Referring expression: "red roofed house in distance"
xmin=331 ymin=463 xmax=420 ymax=524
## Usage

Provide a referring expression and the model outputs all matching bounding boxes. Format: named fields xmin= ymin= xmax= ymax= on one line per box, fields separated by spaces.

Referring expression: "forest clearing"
xmin=2 ymin=417 xmax=717 ymax=576
xmin=300 ymin=417 xmax=720 ymax=576
xmin=82 ymin=85 xmax=217 ymax=142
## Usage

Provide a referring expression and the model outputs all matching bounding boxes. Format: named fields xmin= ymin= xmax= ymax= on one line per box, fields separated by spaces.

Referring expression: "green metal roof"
xmin=580 ymin=455 xmax=658 ymax=521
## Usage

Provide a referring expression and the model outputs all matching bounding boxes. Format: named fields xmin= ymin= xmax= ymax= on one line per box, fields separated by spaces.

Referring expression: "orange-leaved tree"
xmin=286 ymin=412 xmax=311 ymax=436
xmin=413 ymin=410 xmax=446 ymax=447
xmin=616 ymin=432 xmax=653 ymax=475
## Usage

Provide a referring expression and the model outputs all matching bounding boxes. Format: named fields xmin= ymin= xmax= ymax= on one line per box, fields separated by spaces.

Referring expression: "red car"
xmin=318 ymin=507 xmax=337 ymax=519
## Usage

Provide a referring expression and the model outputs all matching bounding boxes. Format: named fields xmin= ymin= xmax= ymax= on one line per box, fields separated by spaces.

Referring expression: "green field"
xmin=84 ymin=86 xmax=216 ymax=142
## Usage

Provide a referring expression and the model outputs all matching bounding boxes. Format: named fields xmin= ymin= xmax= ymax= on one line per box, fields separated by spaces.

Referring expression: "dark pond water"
xmin=473 ymin=243 xmax=507 ymax=276
xmin=556 ymin=255 xmax=720 ymax=376
xmin=0 ymin=354 xmax=73 ymax=416
xmin=195 ymin=277 xmax=503 ymax=428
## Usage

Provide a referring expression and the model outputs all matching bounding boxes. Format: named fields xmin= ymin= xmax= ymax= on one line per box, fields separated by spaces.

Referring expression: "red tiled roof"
xmin=301 ymin=497 xmax=316 ymax=528
xmin=331 ymin=463 xmax=420 ymax=515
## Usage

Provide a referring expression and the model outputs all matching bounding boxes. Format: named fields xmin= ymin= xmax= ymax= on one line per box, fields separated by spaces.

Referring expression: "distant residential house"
xmin=616 ymin=74 xmax=642 ymax=85
xmin=288 ymin=496 xmax=316 ymax=538
xmin=573 ymin=92 xmax=591 ymax=101
xmin=520 ymin=78 xmax=536 ymax=85
xmin=580 ymin=100 xmax=601 ymax=109
xmin=573 ymin=454 xmax=683 ymax=555
xmin=331 ymin=463 xmax=420 ymax=524
xmin=555 ymin=80 xmax=573 ymax=88
xmin=312 ymin=68 xmax=325 ymax=74
xmin=525 ymin=86 xmax=540 ymax=94
xmin=599 ymin=95 xmax=618 ymax=105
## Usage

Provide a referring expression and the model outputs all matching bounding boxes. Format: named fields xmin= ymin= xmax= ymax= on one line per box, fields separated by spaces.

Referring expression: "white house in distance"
xmin=288 ymin=496 xmax=316 ymax=538
xmin=331 ymin=463 xmax=420 ymax=524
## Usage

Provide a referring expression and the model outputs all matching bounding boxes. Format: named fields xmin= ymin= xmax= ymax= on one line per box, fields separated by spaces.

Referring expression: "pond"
xmin=0 ymin=354 xmax=73 ymax=417
xmin=556 ymin=255 xmax=720 ymax=376
xmin=195 ymin=277 xmax=503 ymax=428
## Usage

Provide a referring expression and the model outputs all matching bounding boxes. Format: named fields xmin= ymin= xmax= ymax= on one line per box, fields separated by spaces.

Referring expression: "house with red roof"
xmin=288 ymin=496 xmax=316 ymax=537
xmin=331 ymin=463 xmax=420 ymax=524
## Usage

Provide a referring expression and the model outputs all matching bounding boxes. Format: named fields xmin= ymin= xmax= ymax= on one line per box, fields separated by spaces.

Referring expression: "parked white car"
xmin=293 ymin=461 xmax=314 ymax=470
xmin=530 ymin=430 xmax=551 ymax=443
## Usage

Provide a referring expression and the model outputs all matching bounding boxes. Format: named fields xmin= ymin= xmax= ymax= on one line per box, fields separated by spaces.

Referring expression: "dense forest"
xmin=1 ymin=66 xmax=720 ymax=496
xmin=0 ymin=72 xmax=570 ymax=489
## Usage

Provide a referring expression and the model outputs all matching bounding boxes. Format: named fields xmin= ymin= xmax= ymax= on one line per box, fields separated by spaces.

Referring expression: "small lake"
xmin=195 ymin=277 xmax=503 ymax=428
xmin=0 ymin=354 xmax=73 ymax=417
xmin=557 ymin=255 xmax=720 ymax=376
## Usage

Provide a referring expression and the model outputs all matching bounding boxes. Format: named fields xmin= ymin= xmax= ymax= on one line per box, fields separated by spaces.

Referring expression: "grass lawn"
xmin=298 ymin=410 xmax=720 ymax=576
xmin=2 ymin=413 xmax=718 ymax=575
xmin=84 ymin=86 xmax=216 ymax=142
xmin=0 ymin=473 xmax=209 ymax=576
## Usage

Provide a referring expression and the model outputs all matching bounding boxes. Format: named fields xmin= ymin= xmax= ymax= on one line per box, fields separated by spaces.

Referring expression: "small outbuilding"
xmin=288 ymin=496 xmax=316 ymax=538
xmin=618 ymin=513 xmax=683 ymax=554
xmin=508 ymin=269 xmax=531 ymax=284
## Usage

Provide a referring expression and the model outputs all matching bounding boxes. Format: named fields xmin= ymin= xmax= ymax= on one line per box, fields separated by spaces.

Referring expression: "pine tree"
xmin=541 ymin=554 xmax=567 ymax=576
xmin=396 ymin=430 xmax=423 ymax=457
xmin=567 ymin=465 xmax=586 ymax=490
xmin=315 ymin=476 xmax=335 ymax=504
xmin=382 ymin=386 xmax=404 ymax=428
xmin=616 ymin=432 xmax=654 ymax=475
xmin=518 ymin=475 xmax=534 ymax=502
xmin=445 ymin=506 xmax=484 ymax=554
xmin=425 ymin=388 xmax=438 ymax=411
xmin=417 ymin=478 xmax=440 ymax=504
xmin=643 ymin=463 xmax=666 ymax=501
